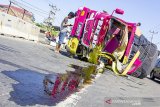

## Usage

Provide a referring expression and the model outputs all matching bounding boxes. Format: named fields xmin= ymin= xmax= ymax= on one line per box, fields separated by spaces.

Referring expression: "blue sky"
xmin=1 ymin=0 xmax=160 ymax=48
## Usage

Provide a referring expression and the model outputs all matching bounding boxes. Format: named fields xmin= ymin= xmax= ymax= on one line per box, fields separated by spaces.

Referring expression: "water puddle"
xmin=43 ymin=64 xmax=99 ymax=97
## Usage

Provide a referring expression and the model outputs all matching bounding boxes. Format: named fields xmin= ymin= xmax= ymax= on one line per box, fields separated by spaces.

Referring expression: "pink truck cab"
xmin=70 ymin=7 xmax=97 ymax=40
xmin=66 ymin=7 xmax=97 ymax=55
xmin=99 ymin=17 xmax=142 ymax=77
xmin=81 ymin=12 xmax=109 ymax=48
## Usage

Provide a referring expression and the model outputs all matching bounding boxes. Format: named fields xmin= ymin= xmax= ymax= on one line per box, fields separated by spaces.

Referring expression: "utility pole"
xmin=22 ymin=9 xmax=26 ymax=19
xmin=149 ymin=30 xmax=158 ymax=43
xmin=44 ymin=4 xmax=60 ymax=31
xmin=48 ymin=4 xmax=60 ymax=25
xmin=7 ymin=1 xmax=12 ymax=14
xmin=49 ymin=4 xmax=60 ymax=15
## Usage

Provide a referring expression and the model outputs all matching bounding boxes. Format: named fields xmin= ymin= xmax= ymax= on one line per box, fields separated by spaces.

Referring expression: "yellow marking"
xmin=112 ymin=62 xmax=119 ymax=75
xmin=121 ymin=51 xmax=140 ymax=75
xmin=122 ymin=56 xmax=128 ymax=64
xmin=81 ymin=10 xmax=85 ymax=16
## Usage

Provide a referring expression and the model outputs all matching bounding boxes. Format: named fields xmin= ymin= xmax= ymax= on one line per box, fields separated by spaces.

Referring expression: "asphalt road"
xmin=0 ymin=35 xmax=160 ymax=107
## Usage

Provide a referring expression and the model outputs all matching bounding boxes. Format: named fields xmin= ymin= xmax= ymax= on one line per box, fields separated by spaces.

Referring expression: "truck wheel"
xmin=150 ymin=71 xmax=155 ymax=80
xmin=77 ymin=55 xmax=83 ymax=60
xmin=138 ymin=71 xmax=147 ymax=79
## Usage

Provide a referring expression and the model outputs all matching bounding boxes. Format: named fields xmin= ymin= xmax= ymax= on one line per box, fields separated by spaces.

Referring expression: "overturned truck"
xmin=66 ymin=7 xmax=159 ymax=79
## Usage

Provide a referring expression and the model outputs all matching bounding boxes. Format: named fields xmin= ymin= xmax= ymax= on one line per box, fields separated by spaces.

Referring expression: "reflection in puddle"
xmin=43 ymin=64 xmax=99 ymax=98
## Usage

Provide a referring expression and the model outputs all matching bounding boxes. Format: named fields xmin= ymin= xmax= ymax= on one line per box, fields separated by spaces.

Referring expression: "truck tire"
xmin=150 ymin=71 xmax=155 ymax=80
xmin=138 ymin=71 xmax=147 ymax=79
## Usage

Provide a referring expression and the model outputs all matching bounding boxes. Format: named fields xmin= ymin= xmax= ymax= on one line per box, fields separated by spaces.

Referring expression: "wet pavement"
xmin=0 ymin=35 xmax=160 ymax=107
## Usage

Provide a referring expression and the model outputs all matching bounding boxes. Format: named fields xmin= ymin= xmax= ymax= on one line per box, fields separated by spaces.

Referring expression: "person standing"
xmin=55 ymin=12 xmax=75 ymax=53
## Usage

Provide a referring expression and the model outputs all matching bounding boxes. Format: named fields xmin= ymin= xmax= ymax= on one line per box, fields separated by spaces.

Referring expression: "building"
xmin=0 ymin=4 xmax=33 ymax=23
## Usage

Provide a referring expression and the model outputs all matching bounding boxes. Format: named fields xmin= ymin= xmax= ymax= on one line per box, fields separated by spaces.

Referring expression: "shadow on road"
xmin=0 ymin=59 xmax=24 ymax=69
xmin=49 ymin=48 xmax=55 ymax=52
xmin=150 ymin=79 xmax=160 ymax=84
xmin=60 ymin=51 xmax=88 ymax=62
xmin=154 ymin=79 xmax=160 ymax=84
xmin=60 ymin=50 xmax=73 ymax=58
xmin=147 ymin=77 xmax=160 ymax=84
xmin=0 ymin=44 xmax=19 ymax=53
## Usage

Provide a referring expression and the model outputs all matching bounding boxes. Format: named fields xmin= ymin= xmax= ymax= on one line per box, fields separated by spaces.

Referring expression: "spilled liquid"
xmin=43 ymin=64 xmax=98 ymax=97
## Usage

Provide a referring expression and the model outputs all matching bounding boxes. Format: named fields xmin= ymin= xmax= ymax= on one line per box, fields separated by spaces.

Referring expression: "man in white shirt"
xmin=55 ymin=12 xmax=75 ymax=53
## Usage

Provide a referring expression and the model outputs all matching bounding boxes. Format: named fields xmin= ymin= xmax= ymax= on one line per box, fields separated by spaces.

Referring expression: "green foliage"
xmin=35 ymin=23 xmax=59 ymax=36
xmin=51 ymin=30 xmax=59 ymax=37
xmin=82 ymin=66 xmax=96 ymax=83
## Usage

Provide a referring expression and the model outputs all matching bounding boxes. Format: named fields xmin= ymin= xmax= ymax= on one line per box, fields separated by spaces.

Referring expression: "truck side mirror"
xmin=115 ymin=8 xmax=124 ymax=15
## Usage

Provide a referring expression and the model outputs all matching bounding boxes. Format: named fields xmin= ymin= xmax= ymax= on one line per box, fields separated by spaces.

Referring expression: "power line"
xmin=10 ymin=0 xmax=48 ymax=16
xmin=150 ymin=24 xmax=160 ymax=31
xmin=54 ymin=17 xmax=61 ymax=25
xmin=45 ymin=0 xmax=54 ymax=5
xmin=17 ymin=0 xmax=62 ymax=24
xmin=8 ymin=0 xmax=49 ymax=20
xmin=20 ymin=0 xmax=48 ymax=14
xmin=10 ymin=0 xmax=63 ymax=24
